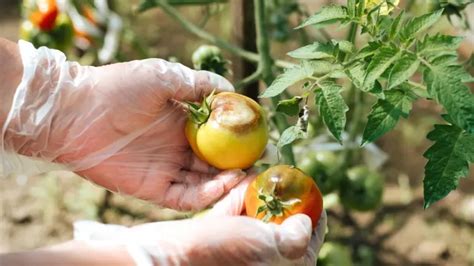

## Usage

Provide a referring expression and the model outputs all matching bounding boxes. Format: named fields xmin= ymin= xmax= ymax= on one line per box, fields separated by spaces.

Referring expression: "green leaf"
xmin=328 ymin=69 xmax=347 ymax=79
xmin=315 ymin=82 xmax=348 ymax=142
xmin=260 ymin=61 xmax=315 ymax=98
xmin=388 ymin=53 xmax=420 ymax=89
xmin=346 ymin=62 xmax=365 ymax=88
xmin=423 ymin=123 xmax=474 ymax=208
xmin=363 ymin=45 xmax=401 ymax=89
xmin=276 ymin=96 xmax=302 ymax=116
xmin=287 ymin=42 xmax=334 ymax=60
xmin=389 ymin=10 xmax=405 ymax=39
xmin=353 ymin=42 xmax=381 ymax=60
xmin=400 ymin=9 xmax=444 ymax=41
xmin=296 ymin=5 xmax=348 ymax=29
xmin=418 ymin=34 xmax=464 ymax=57
xmin=332 ymin=40 xmax=355 ymax=54
xmin=424 ymin=65 xmax=474 ymax=133
xmin=277 ymin=126 xmax=306 ymax=149
xmin=362 ymin=88 xmax=415 ymax=145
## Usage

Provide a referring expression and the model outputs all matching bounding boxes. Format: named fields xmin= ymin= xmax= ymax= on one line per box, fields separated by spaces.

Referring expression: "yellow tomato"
xmin=185 ymin=92 xmax=268 ymax=170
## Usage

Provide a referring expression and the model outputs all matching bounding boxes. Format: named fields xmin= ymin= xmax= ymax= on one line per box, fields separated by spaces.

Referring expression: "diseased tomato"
xmin=29 ymin=0 xmax=58 ymax=31
xmin=339 ymin=166 xmax=384 ymax=211
xmin=245 ymin=165 xmax=323 ymax=228
xmin=185 ymin=92 xmax=268 ymax=170
xmin=298 ymin=151 xmax=342 ymax=195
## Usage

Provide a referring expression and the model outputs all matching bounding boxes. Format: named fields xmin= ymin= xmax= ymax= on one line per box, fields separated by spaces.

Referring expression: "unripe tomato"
xmin=29 ymin=0 xmax=58 ymax=31
xmin=191 ymin=45 xmax=228 ymax=76
xmin=298 ymin=151 xmax=342 ymax=195
xmin=245 ymin=165 xmax=323 ymax=228
xmin=185 ymin=92 xmax=268 ymax=170
xmin=339 ymin=166 xmax=384 ymax=211
xmin=317 ymin=242 xmax=353 ymax=266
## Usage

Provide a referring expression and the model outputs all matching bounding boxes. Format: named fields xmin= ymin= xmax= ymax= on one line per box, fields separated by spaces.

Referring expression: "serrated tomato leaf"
xmin=260 ymin=61 xmax=315 ymax=98
xmin=315 ymin=82 xmax=348 ymax=142
xmin=276 ymin=96 xmax=302 ymax=116
xmin=423 ymin=123 xmax=474 ymax=208
xmin=277 ymin=125 xmax=306 ymax=149
xmin=400 ymin=9 xmax=443 ymax=41
xmin=363 ymin=45 xmax=401 ymax=89
xmin=287 ymin=42 xmax=335 ymax=60
xmin=388 ymin=53 xmax=420 ymax=89
xmin=362 ymin=89 xmax=415 ymax=145
xmin=424 ymin=65 xmax=474 ymax=133
xmin=296 ymin=5 xmax=348 ymax=29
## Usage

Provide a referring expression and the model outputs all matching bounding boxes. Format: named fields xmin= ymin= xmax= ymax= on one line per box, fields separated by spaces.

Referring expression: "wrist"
xmin=0 ymin=241 xmax=135 ymax=266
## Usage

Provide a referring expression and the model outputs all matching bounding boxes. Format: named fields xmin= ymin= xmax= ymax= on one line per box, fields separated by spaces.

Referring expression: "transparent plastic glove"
xmin=74 ymin=176 xmax=327 ymax=266
xmin=1 ymin=41 xmax=244 ymax=210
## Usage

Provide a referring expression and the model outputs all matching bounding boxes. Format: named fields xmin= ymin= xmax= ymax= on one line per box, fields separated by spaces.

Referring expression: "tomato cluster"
xmin=21 ymin=0 xmax=74 ymax=51
xmin=187 ymin=91 xmax=384 ymax=226
xmin=20 ymin=1 xmax=106 ymax=52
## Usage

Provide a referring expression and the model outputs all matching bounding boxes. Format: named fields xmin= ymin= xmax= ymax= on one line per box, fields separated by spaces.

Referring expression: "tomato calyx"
xmin=256 ymin=189 xmax=301 ymax=223
xmin=186 ymin=90 xmax=216 ymax=125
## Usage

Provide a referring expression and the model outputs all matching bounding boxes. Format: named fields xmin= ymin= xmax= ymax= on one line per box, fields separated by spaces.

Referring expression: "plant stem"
xmin=254 ymin=0 xmax=295 ymax=165
xmin=342 ymin=22 xmax=361 ymax=168
xmin=153 ymin=0 xmax=294 ymax=68
xmin=235 ymin=69 xmax=262 ymax=90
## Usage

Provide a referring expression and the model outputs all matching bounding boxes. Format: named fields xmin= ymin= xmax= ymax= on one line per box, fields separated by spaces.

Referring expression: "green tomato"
xmin=298 ymin=151 xmax=341 ymax=195
xmin=339 ymin=166 xmax=384 ymax=211
xmin=191 ymin=45 xmax=228 ymax=76
xmin=317 ymin=242 xmax=353 ymax=266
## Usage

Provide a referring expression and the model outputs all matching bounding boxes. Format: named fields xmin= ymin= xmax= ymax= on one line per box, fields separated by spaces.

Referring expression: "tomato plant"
xmin=245 ymin=165 xmax=323 ymax=227
xmin=185 ymin=92 xmax=268 ymax=170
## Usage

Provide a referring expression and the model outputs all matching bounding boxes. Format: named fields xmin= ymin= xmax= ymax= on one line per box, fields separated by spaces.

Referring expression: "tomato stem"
xmin=186 ymin=90 xmax=216 ymax=125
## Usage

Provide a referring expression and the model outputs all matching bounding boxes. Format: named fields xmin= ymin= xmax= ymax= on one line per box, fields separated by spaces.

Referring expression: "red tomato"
xmin=29 ymin=0 xmax=58 ymax=31
xmin=245 ymin=165 xmax=323 ymax=228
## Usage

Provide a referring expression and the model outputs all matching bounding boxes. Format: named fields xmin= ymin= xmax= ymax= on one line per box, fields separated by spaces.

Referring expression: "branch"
xmin=235 ymin=70 xmax=262 ymax=90
xmin=151 ymin=0 xmax=294 ymax=68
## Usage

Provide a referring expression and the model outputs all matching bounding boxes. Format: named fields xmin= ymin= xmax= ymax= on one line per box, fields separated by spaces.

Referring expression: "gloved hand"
xmin=74 ymin=176 xmax=327 ymax=266
xmin=1 ymin=41 xmax=245 ymax=210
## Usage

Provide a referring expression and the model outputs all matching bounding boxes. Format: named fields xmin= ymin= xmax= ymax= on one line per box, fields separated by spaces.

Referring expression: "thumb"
xmin=175 ymin=70 xmax=234 ymax=102
xmin=276 ymin=214 xmax=313 ymax=260
xmin=207 ymin=174 xmax=255 ymax=216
